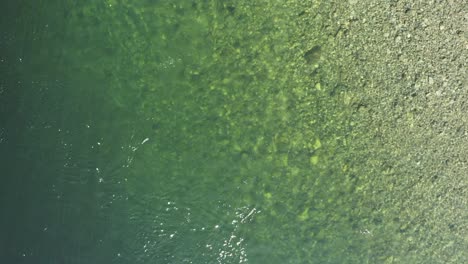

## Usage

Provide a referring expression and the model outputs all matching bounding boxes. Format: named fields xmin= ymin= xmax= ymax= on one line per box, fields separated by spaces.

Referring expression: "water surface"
xmin=2 ymin=1 xmax=454 ymax=263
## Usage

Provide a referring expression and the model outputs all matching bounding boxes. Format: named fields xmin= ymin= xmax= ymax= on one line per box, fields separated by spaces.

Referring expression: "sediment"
xmin=310 ymin=1 xmax=467 ymax=262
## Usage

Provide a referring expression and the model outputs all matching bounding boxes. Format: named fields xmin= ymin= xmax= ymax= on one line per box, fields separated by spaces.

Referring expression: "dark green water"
xmin=2 ymin=1 xmax=463 ymax=264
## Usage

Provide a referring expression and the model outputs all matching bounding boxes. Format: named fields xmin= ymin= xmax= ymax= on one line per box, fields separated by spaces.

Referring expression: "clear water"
xmin=1 ymin=1 xmax=465 ymax=264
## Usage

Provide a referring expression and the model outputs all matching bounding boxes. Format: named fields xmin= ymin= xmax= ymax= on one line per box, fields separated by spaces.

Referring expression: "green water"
xmin=1 ymin=1 xmax=464 ymax=264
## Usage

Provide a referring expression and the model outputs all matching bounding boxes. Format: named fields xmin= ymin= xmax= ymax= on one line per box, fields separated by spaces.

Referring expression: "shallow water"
xmin=2 ymin=1 xmax=464 ymax=264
